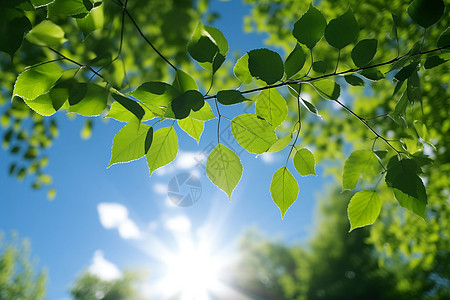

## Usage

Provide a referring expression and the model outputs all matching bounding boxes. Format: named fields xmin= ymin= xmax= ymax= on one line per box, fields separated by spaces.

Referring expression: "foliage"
xmin=70 ymin=271 xmax=143 ymax=300
xmin=227 ymin=189 xmax=449 ymax=299
xmin=0 ymin=232 xmax=47 ymax=300
xmin=0 ymin=1 xmax=449 ymax=231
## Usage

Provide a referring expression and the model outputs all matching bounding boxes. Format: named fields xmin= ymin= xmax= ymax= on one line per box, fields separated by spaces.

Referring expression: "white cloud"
xmin=155 ymin=151 xmax=203 ymax=176
xmin=153 ymin=183 xmax=167 ymax=195
xmin=88 ymin=250 xmax=122 ymax=281
xmin=164 ymin=215 xmax=191 ymax=233
xmin=97 ymin=203 xmax=141 ymax=239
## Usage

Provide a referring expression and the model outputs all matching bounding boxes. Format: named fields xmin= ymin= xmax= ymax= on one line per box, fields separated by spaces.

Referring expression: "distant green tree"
xmin=0 ymin=233 xmax=46 ymax=300
xmin=228 ymin=188 xmax=448 ymax=299
xmin=70 ymin=271 xmax=143 ymax=300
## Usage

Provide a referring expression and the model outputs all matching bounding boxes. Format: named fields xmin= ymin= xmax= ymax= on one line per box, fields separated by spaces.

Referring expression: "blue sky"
xmin=0 ymin=1 xmax=332 ymax=299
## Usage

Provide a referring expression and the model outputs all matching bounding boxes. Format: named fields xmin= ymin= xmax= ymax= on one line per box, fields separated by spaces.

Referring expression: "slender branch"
xmin=285 ymin=85 xmax=302 ymax=166
xmin=121 ymin=4 xmax=177 ymax=71
xmin=334 ymin=99 xmax=400 ymax=154
xmin=214 ymin=99 xmax=221 ymax=145
xmin=334 ymin=49 xmax=341 ymax=74
xmin=204 ymin=45 xmax=449 ymax=100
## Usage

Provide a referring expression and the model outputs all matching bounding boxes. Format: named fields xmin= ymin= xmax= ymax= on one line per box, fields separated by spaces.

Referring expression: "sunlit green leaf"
xmin=285 ymin=43 xmax=306 ymax=78
xmin=413 ymin=120 xmax=429 ymax=142
xmin=268 ymin=134 xmax=292 ymax=153
xmin=24 ymin=93 xmax=57 ymax=116
xmin=76 ymin=5 xmax=104 ymax=38
xmin=111 ymin=92 xmax=145 ymax=122
xmin=231 ymin=114 xmax=277 ymax=154
xmin=13 ymin=63 xmax=63 ymax=100
xmin=351 ymin=39 xmax=377 ymax=67
xmin=105 ymin=101 xmax=154 ymax=123
xmin=271 ymin=166 xmax=298 ymax=219
xmin=385 ymin=156 xmax=427 ymax=219
xmin=310 ymin=79 xmax=340 ymax=100
xmin=394 ymin=62 xmax=419 ymax=82
xmin=80 ymin=119 xmax=92 ymax=140
xmin=348 ymin=190 xmax=381 ymax=232
xmin=325 ymin=9 xmax=359 ymax=49
xmin=234 ymin=53 xmax=252 ymax=84
xmin=292 ymin=4 xmax=327 ymax=49
xmin=146 ymin=127 xmax=178 ymax=175
xmin=178 ymin=117 xmax=204 ymax=143
xmin=190 ymin=102 xmax=216 ymax=121
xmin=293 ymin=148 xmax=317 ymax=176
xmin=360 ymin=69 xmax=384 ymax=81
xmin=407 ymin=0 xmax=444 ymax=28
xmin=248 ymin=49 xmax=284 ymax=85
xmin=48 ymin=0 xmax=89 ymax=17
xmin=129 ymin=81 xmax=179 ymax=107
xmin=344 ymin=74 xmax=365 ymax=86
xmin=69 ymin=83 xmax=108 ymax=116
xmin=217 ymin=90 xmax=247 ymax=105
xmin=26 ymin=20 xmax=66 ymax=47
xmin=406 ymin=71 xmax=421 ymax=104
xmin=173 ymin=70 xmax=198 ymax=92
xmin=255 ymin=89 xmax=287 ymax=128
xmin=206 ymin=144 xmax=243 ymax=199
xmin=108 ymin=122 xmax=151 ymax=167
xmin=343 ymin=150 xmax=379 ymax=190
xmin=31 ymin=0 xmax=55 ymax=7
xmin=171 ymin=90 xmax=204 ymax=119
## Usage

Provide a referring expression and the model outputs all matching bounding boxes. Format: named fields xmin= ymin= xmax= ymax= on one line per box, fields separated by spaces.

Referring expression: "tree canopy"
xmin=1 ymin=0 xmax=449 ymax=298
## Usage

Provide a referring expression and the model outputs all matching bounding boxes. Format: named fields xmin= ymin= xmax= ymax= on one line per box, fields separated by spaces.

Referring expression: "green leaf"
xmin=437 ymin=28 xmax=450 ymax=50
xmin=267 ymin=134 xmax=292 ymax=153
xmin=24 ymin=94 xmax=57 ymax=116
xmin=299 ymin=97 xmax=320 ymax=115
xmin=348 ymin=190 xmax=381 ymax=232
xmin=343 ymin=150 xmax=378 ymax=190
xmin=234 ymin=53 xmax=252 ymax=84
xmin=413 ymin=120 xmax=429 ymax=142
xmin=13 ymin=63 xmax=63 ymax=100
xmin=312 ymin=61 xmax=327 ymax=73
xmin=292 ymin=4 xmax=327 ymax=49
xmin=26 ymin=20 xmax=66 ymax=47
xmin=146 ymin=127 xmax=178 ymax=175
xmin=171 ymin=90 xmax=204 ymax=119
xmin=217 ymin=90 xmax=247 ymax=105
xmin=407 ymin=0 xmax=444 ymax=28
xmin=0 ymin=10 xmax=32 ymax=57
xmin=48 ymin=0 xmax=89 ymax=17
xmin=206 ymin=144 xmax=243 ymax=199
xmin=385 ymin=156 xmax=427 ymax=219
xmin=391 ymin=92 xmax=409 ymax=126
xmin=285 ymin=43 xmax=306 ymax=78
xmin=188 ymin=23 xmax=228 ymax=72
xmin=111 ymin=92 xmax=145 ymax=122
xmin=190 ymin=102 xmax=216 ymax=121
xmin=248 ymin=49 xmax=284 ymax=85
xmin=344 ymin=74 xmax=365 ymax=86
xmin=394 ymin=62 xmax=419 ymax=82
xmin=360 ymin=69 xmax=384 ymax=81
xmin=310 ymin=79 xmax=340 ymax=100
xmin=325 ymin=9 xmax=359 ymax=49
xmin=255 ymin=89 xmax=287 ymax=128
xmin=231 ymin=114 xmax=277 ymax=154
xmin=108 ymin=122 xmax=151 ymax=167
xmin=178 ymin=117 xmax=204 ymax=143
xmin=390 ymin=13 xmax=399 ymax=40
xmin=68 ymin=83 xmax=108 ymax=116
xmin=129 ymin=81 xmax=179 ymax=107
xmin=173 ymin=70 xmax=198 ymax=92
xmin=271 ymin=167 xmax=299 ymax=219
xmin=76 ymin=5 xmax=104 ymax=38
xmin=351 ymin=39 xmax=377 ymax=67
xmin=293 ymin=148 xmax=317 ymax=176
xmin=406 ymin=71 xmax=421 ymax=104
xmin=105 ymin=101 xmax=154 ymax=123
xmin=424 ymin=55 xmax=446 ymax=69
xmin=31 ymin=0 xmax=55 ymax=7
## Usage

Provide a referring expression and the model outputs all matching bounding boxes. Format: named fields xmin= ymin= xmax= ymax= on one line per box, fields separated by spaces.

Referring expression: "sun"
xmin=162 ymin=243 xmax=222 ymax=299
